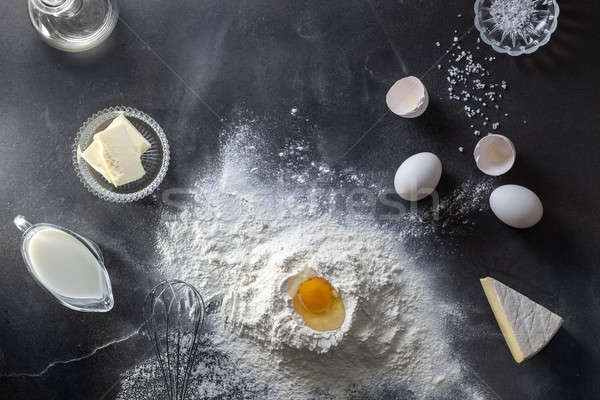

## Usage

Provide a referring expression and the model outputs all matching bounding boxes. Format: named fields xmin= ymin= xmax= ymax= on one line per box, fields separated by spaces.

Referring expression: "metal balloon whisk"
xmin=144 ymin=280 xmax=206 ymax=400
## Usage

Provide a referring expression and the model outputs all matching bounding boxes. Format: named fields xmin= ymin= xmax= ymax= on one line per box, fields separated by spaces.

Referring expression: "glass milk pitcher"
xmin=14 ymin=215 xmax=114 ymax=312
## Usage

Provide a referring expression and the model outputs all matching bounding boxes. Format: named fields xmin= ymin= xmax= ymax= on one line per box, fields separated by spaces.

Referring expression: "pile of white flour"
xmin=116 ymin=121 xmax=495 ymax=399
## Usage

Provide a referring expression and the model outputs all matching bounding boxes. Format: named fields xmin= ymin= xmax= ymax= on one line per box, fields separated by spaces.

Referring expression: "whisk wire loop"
xmin=143 ymin=280 xmax=206 ymax=400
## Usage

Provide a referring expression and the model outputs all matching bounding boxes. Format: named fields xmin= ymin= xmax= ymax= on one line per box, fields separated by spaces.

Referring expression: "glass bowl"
xmin=474 ymin=0 xmax=559 ymax=56
xmin=73 ymin=106 xmax=170 ymax=202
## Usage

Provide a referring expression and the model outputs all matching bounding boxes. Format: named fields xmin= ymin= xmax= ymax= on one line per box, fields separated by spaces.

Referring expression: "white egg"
xmin=394 ymin=152 xmax=442 ymax=201
xmin=490 ymin=185 xmax=543 ymax=229
xmin=474 ymin=134 xmax=516 ymax=176
xmin=386 ymin=76 xmax=429 ymax=118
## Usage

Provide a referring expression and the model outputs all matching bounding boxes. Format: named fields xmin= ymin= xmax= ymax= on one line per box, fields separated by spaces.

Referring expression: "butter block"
xmin=81 ymin=140 xmax=114 ymax=184
xmin=480 ymin=277 xmax=563 ymax=363
xmin=99 ymin=114 xmax=151 ymax=154
xmin=95 ymin=125 xmax=146 ymax=186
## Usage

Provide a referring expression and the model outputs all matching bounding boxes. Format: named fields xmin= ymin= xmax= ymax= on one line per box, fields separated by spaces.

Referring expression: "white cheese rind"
xmin=481 ymin=277 xmax=563 ymax=363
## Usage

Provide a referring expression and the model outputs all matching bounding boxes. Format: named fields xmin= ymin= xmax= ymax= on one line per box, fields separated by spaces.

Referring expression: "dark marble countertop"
xmin=1 ymin=0 xmax=599 ymax=399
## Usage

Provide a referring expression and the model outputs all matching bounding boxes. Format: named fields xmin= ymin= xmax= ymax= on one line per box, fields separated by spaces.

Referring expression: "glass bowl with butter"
xmin=73 ymin=106 xmax=170 ymax=202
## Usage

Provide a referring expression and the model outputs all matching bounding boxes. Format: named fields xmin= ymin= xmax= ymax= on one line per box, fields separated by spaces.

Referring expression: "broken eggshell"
xmin=474 ymin=134 xmax=516 ymax=176
xmin=386 ymin=76 xmax=429 ymax=118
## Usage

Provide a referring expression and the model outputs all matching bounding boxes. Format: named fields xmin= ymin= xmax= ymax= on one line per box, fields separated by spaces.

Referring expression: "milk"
xmin=27 ymin=228 xmax=105 ymax=299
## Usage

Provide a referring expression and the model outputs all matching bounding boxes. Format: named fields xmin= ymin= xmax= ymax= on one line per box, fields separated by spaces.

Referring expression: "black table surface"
xmin=1 ymin=0 xmax=599 ymax=399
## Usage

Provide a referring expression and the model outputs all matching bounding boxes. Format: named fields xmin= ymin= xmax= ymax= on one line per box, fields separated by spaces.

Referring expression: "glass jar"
xmin=28 ymin=0 xmax=119 ymax=52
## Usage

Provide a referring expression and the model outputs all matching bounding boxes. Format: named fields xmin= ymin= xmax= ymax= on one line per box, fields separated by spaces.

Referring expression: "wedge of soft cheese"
xmin=480 ymin=277 xmax=563 ymax=363
xmin=99 ymin=114 xmax=151 ymax=154
xmin=95 ymin=125 xmax=146 ymax=186
xmin=82 ymin=140 xmax=114 ymax=184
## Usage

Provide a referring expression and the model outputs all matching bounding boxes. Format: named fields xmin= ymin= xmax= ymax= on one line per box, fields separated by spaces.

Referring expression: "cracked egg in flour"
xmin=285 ymin=268 xmax=346 ymax=331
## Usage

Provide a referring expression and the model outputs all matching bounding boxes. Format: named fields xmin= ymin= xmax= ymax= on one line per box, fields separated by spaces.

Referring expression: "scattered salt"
xmin=442 ymin=36 xmax=520 ymax=140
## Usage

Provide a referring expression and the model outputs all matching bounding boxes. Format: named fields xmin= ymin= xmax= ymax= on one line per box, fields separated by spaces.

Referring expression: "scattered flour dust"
xmin=116 ymin=120 xmax=495 ymax=399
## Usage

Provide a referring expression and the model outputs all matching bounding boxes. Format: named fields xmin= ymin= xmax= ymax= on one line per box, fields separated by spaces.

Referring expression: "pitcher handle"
xmin=14 ymin=215 xmax=33 ymax=233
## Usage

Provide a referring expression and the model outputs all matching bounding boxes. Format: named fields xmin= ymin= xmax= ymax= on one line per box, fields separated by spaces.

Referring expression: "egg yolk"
xmin=297 ymin=277 xmax=335 ymax=313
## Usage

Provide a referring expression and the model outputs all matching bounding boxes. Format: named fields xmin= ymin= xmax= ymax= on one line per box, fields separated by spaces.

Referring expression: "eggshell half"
xmin=394 ymin=152 xmax=442 ymax=201
xmin=474 ymin=134 xmax=516 ymax=176
xmin=490 ymin=185 xmax=543 ymax=228
xmin=386 ymin=76 xmax=429 ymax=118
